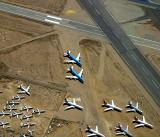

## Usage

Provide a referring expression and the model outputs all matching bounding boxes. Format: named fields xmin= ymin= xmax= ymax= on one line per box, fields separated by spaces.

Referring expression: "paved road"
xmin=129 ymin=0 xmax=160 ymax=10
xmin=0 ymin=2 xmax=160 ymax=50
xmin=78 ymin=0 xmax=160 ymax=106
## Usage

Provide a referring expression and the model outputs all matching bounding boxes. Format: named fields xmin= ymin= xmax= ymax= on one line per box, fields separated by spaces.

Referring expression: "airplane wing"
xmin=73 ymin=98 xmax=76 ymax=104
xmin=95 ymin=126 xmax=99 ymax=132
xmin=126 ymin=125 xmax=128 ymax=132
xmin=65 ymin=76 xmax=78 ymax=80
xmin=136 ymin=102 xmax=138 ymax=108
xmin=104 ymin=108 xmax=113 ymax=112
xmin=79 ymin=69 xmax=83 ymax=77
xmin=64 ymin=60 xmax=76 ymax=63
xmin=116 ymin=132 xmax=125 ymax=135
xmin=126 ymin=109 xmax=135 ymax=112
xmin=135 ymin=124 xmax=144 ymax=128
xmin=87 ymin=133 xmax=97 ymax=137
xmin=26 ymin=86 xmax=30 ymax=91
xmin=64 ymin=106 xmax=75 ymax=110
xmin=143 ymin=116 xmax=145 ymax=122
xmin=76 ymin=53 xmax=80 ymax=61
xmin=112 ymin=100 xmax=114 ymax=106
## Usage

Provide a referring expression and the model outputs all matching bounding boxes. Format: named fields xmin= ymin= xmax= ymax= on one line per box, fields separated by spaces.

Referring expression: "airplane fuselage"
xmin=66 ymin=102 xmax=83 ymax=110
xmin=87 ymin=129 xmax=105 ymax=137
xmin=107 ymin=104 xmax=122 ymax=111
xmin=134 ymin=120 xmax=153 ymax=128
xmin=66 ymin=53 xmax=82 ymax=67
xmin=70 ymin=68 xmax=84 ymax=83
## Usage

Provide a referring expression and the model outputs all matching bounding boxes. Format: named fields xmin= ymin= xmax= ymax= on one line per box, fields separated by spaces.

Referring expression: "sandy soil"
xmin=1 ymin=0 xmax=67 ymax=15
xmin=0 ymin=0 xmax=160 ymax=137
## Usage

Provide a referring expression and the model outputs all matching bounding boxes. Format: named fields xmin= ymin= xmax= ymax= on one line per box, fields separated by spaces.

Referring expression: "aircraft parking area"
xmin=0 ymin=0 xmax=159 ymax=136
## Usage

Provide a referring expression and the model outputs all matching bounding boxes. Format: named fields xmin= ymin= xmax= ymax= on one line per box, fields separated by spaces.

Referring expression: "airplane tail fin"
xmin=67 ymin=66 xmax=74 ymax=72
xmin=102 ymin=99 xmax=107 ymax=106
xmin=126 ymin=101 xmax=132 ymax=108
xmin=133 ymin=116 xmax=138 ymax=122
xmin=63 ymin=50 xmax=70 ymax=57
xmin=63 ymin=98 xmax=68 ymax=105
xmin=85 ymin=125 xmax=90 ymax=132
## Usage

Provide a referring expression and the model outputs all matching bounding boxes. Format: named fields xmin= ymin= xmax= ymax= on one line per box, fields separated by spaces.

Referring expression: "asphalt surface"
xmin=128 ymin=0 xmax=160 ymax=10
xmin=77 ymin=0 xmax=160 ymax=106
xmin=0 ymin=2 xmax=160 ymax=50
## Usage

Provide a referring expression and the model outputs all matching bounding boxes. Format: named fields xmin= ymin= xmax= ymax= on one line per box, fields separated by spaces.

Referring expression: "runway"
xmin=78 ymin=0 xmax=160 ymax=106
xmin=129 ymin=0 xmax=160 ymax=10
xmin=0 ymin=2 xmax=160 ymax=50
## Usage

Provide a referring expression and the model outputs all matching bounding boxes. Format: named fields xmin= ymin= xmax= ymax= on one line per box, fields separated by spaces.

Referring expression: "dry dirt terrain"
xmin=0 ymin=0 xmax=160 ymax=137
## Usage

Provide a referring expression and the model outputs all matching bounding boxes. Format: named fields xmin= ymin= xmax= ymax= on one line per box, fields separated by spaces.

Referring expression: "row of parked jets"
xmin=64 ymin=50 xmax=84 ymax=83
xmin=0 ymin=84 xmax=45 ymax=137
xmin=64 ymin=98 xmax=153 ymax=137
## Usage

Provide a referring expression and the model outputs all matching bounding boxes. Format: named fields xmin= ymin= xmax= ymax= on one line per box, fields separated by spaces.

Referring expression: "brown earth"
xmin=0 ymin=0 xmax=160 ymax=137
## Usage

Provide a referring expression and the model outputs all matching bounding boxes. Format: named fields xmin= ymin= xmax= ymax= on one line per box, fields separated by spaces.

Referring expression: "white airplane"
xmin=17 ymin=84 xmax=31 ymax=96
xmin=102 ymin=100 xmax=122 ymax=112
xmin=21 ymin=129 xmax=34 ymax=137
xmin=4 ymin=105 xmax=17 ymax=111
xmin=21 ymin=122 xmax=36 ymax=128
xmin=20 ymin=105 xmax=33 ymax=112
xmin=12 ymin=95 xmax=25 ymax=101
xmin=0 ymin=121 xmax=10 ymax=128
xmin=65 ymin=66 xmax=84 ymax=83
xmin=21 ymin=114 xmax=33 ymax=121
xmin=85 ymin=125 xmax=105 ymax=137
xmin=126 ymin=101 xmax=143 ymax=115
xmin=132 ymin=116 xmax=153 ymax=129
xmin=64 ymin=50 xmax=82 ymax=67
xmin=63 ymin=98 xmax=84 ymax=111
xmin=10 ymin=112 xmax=23 ymax=118
xmin=0 ymin=111 xmax=10 ymax=117
xmin=6 ymin=100 xmax=19 ymax=106
xmin=115 ymin=122 xmax=133 ymax=137
xmin=32 ymin=108 xmax=46 ymax=115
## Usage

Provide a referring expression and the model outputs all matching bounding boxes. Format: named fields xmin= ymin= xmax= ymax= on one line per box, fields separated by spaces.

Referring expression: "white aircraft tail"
xmin=64 ymin=50 xmax=71 ymax=56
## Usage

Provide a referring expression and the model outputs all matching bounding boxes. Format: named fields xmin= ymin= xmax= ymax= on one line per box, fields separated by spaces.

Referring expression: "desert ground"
xmin=0 ymin=0 xmax=159 ymax=137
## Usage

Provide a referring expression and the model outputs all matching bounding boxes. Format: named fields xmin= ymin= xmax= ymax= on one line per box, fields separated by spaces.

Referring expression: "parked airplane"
xmin=0 ymin=111 xmax=10 ymax=117
xmin=6 ymin=100 xmax=19 ymax=106
xmin=132 ymin=116 xmax=153 ymax=129
xmin=85 ymin=125 xmax=105 ymax=137
xmin=21 ymin=122 xmax=36 ymax=128
xmin=32 ymin=108 xmax=46 ymax=115
xmin=115 ymin=122 xmax=133 ymax=137
xmin=18 ymin=84 xmax=31 ymax=96
xmin=126 ymin=101 xmax=143 ymax=115
xmin=65 ymin=66 xmax=84 ymax=83
xmin=4 ymin=105 xmax=17 ymax=111
xmin=20 ymin=105 xmax=33 ymax=112
xmin=0 ymin=121 xmax=10 ymax=128
xmin=64 ymin=50 xmax=82 ymax=67
xmin=102 ymin=100 xmax=122 ymax=112
xmin=12 ymin=95 xmax=25 ymax=101
xmin=63 ymin=98 xmax=83 ymax=111
xmin=10 ymin=112 xmax=23 ymax=118
xmin=21 ymin=114 xmax=33 ymax=121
